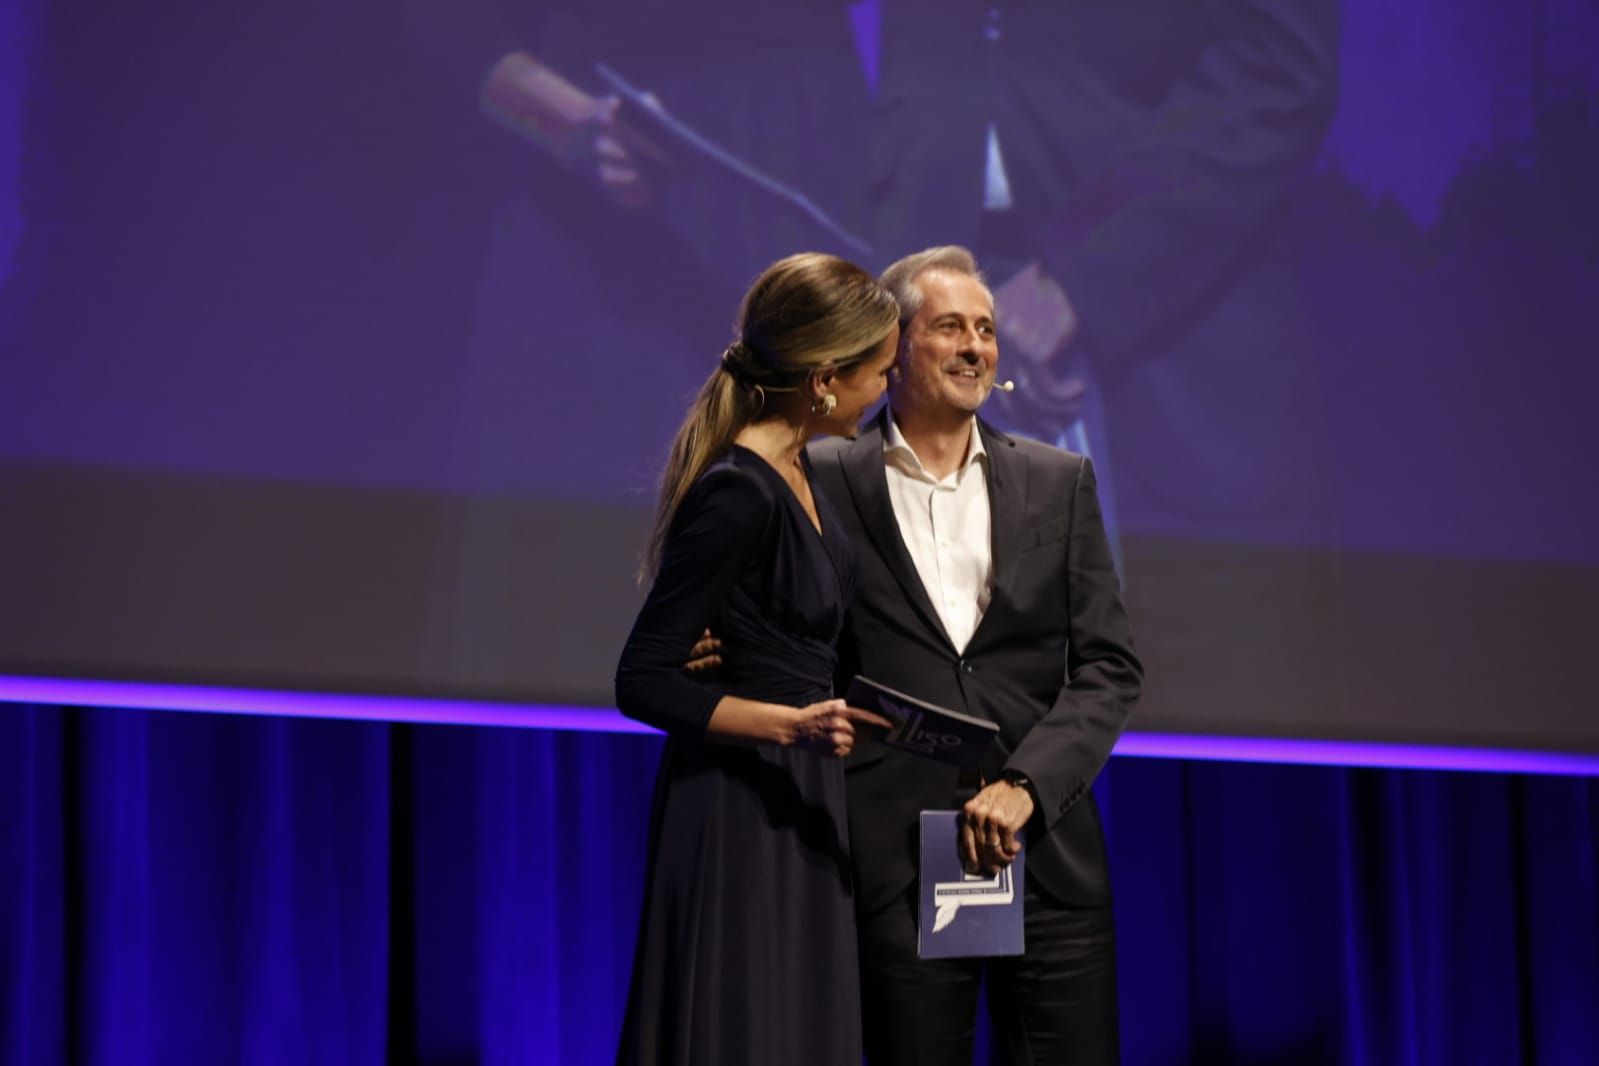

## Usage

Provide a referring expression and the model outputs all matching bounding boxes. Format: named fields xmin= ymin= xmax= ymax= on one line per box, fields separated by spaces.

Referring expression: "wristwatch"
xmin=1000 ymin=769 xmax=1035 ymax=798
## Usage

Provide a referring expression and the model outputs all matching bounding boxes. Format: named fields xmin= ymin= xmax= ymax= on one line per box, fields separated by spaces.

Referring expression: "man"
xmin=810 ymin=245 xmax=1142 ymax=1065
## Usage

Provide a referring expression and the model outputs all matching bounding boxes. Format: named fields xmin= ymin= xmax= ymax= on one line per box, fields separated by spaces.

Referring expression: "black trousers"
xmin=858 ymin=882 xmax=1119 ymax=1066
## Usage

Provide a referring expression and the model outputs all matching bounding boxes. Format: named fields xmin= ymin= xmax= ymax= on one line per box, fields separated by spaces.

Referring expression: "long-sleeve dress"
xmin=613 ymin=445 xmax=861 ymax=1066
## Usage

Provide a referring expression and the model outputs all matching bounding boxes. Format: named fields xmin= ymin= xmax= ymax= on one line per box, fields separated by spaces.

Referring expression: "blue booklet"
xmin=917 ymin=810 xmax=1025 ymax=959
xmin=846 ymin=676 xmax=999 ymax=768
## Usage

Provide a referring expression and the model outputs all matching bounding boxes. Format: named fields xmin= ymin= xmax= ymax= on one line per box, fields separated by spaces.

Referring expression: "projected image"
xmin=1 ymin=0 xmax=1596 ymax=751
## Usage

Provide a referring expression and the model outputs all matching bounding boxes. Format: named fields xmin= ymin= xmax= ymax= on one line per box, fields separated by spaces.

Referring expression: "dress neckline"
xmin=730 ymin=443 xmax=827 ymax=540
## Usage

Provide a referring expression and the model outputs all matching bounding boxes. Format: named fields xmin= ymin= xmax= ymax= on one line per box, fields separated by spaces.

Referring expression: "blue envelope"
xmin=847 ymin=676 xmax=999 ymax=767
xmin=917 ymin=810 xmax=1025 ymax=959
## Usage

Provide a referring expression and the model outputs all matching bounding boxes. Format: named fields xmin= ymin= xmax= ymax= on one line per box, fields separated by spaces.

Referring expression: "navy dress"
xmin=614 ymin=445 xmax=860 ymax=1065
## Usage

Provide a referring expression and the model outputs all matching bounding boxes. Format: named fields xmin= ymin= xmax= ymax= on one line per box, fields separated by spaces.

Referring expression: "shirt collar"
xmin=883 ymin=409 xmax=987 ymax=479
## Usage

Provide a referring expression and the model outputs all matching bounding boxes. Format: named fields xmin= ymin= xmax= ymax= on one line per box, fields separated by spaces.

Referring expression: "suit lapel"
xmin=973 ymin=419 xmax=1027 ymax=648
xmin=839 ymin=412 xmax=955 ymax=651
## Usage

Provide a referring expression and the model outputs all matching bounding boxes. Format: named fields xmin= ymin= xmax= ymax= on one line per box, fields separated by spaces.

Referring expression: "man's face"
xmin=891 ymin=270 xmax=999 ymax=422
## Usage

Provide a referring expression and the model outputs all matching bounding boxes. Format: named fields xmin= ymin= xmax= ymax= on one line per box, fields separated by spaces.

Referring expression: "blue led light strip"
xmin=3 ymin=674 xmax=1596 ymax=776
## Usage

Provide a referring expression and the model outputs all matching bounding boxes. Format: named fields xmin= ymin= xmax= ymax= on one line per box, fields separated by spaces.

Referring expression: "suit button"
xmin=959 ymin=659 xmax=973 ymax=674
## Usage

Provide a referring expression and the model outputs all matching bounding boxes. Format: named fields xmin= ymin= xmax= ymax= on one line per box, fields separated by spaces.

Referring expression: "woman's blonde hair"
xmin=642 ymin=252 xmax=898 ymax=580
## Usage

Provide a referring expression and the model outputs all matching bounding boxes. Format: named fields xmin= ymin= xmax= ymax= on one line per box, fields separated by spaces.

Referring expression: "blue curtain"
xmin=4 ymin=704 xmax=1596 ymax=1065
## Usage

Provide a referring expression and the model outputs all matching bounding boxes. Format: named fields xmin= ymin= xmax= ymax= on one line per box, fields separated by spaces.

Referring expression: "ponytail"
xmin=640 ymin=363 xmax=759 ymax=580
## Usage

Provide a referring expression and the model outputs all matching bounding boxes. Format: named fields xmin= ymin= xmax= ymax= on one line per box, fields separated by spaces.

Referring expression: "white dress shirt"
xmin=883 ymin=414 xmax=994 ymax=652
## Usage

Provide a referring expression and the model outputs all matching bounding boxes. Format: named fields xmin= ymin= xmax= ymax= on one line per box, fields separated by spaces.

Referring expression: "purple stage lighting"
xmin=4 ymin=674 xmax=1597 ymax=776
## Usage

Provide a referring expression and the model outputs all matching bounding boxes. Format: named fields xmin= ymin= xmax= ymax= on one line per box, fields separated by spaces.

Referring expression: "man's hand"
xmin=992 ymin=262 xmax=1086 ymax=425
xmin=994 ymin=261 xmax=1079 ymax=364
xmin=481 ymin=52 xmax=652 ymax=208
xmin=960 ymin=779 xmax=1035 ymax=875
xmin=590 ymin=95 xmax=650 ymax=208
xmin=684 ymin=628 xmax=723 ymax=675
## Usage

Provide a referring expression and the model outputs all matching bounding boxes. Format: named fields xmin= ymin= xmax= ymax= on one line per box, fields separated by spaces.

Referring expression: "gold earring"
xmin=812 ymin=394 xmax=837 ymax=417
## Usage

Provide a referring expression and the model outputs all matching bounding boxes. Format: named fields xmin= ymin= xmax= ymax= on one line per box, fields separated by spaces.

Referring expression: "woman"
xmin=614 ymin=252 xmax=899 ymax=1065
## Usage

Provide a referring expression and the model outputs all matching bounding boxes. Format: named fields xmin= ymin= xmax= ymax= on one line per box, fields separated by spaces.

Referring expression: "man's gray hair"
xmin=877 ymin=245 xmax=992 ymax=325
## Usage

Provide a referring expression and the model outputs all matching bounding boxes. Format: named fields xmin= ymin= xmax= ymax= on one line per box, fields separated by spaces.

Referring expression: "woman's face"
xmin=819 ymin=325 xmax=900 ymax=438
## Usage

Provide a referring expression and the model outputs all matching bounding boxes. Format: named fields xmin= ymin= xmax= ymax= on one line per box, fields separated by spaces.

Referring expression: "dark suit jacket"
xmin=810 ymin=412 xmax=1142 ymax=915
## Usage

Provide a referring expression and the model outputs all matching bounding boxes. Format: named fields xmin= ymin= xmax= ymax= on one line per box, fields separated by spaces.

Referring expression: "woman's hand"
xmin=787 ymin=699 xmax=893 ymax=758
xmin=704 ymin=697 xmax=886 ymax=751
